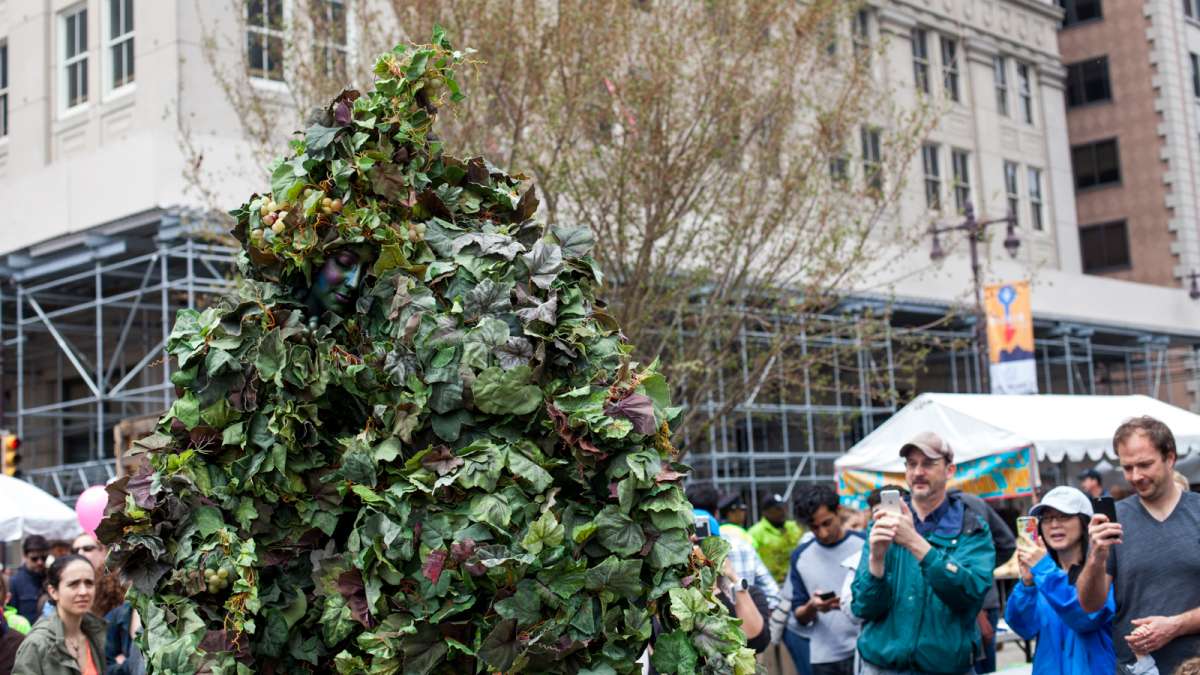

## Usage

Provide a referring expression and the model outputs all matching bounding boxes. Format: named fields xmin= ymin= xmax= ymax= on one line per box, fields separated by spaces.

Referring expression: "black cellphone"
xmin=1092 ymin=496 xmax=1118 ymax=523
xmin=817 ymin=591 xmax=837 ymax=601
xmin=694 ymin=517 xmax=712 ymax=539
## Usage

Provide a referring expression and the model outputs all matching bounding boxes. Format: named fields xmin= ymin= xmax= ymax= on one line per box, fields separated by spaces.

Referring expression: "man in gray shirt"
xmin=1078 ymin=415 xmax=1200 ymax=673
xmin=788 ymin=484 xmax=865 ymax=675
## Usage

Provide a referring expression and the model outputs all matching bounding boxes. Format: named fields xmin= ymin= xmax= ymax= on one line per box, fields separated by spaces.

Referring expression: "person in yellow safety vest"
xmin=749 ymin=493 xmax=806 ymax=584
xmin=718 ymin=493 xmax=755 ymax=545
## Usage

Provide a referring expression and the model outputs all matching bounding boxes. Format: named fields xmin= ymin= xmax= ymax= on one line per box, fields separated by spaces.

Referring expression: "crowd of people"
xmin=3 ymin=413 xmax=1198 ymax=674
xmin=685 ymin=414 xmax=1200 ymax=675
xmin=1 ymin=532 xmax=143 ymax=674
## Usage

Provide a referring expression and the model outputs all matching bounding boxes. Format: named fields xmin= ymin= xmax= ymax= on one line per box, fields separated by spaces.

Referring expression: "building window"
xmin=1192 ymin=53 xmax=1200 ymax=98
xmin=923 ymin=143 xmax=941 ymax=210
xmin=311 ymin=0 xmax=348 ymax=79
xmin=1066 ymin=57 xmax=1112 ymax=107
xmin=1004 ymin=161 xmax=1020 ymax=226
xmin=853 ymin=9 xmax=871 ymax=61
xmin=1186 ymin=0 xmax=1197 ymax=19
xmin=1017 ymin=63 xmax=1034 ymax=124
xmin=941 ymin=36 xmax=960 ymax=102
xmin=1028 ymin=167 xmax=1044 ymax=231
xmin=247 ymin=0 xmax=285 ymax=81
xmin=820 ymin=16 xmax=838 ymax=62
xmin=107 ymin=0 xmax=134 ymax=91
xmin=0 ymin=41 xmax=7 ymax=138
xmin=912 ymin=29 xmax=930 ymax=94
xmin=1079 ymin=220 xmax=1131 ymax=273
xmin=829 ymin=155 xmax=849 ymax=183
xmin=62 ymin=6 xmax=89 ymax=110
xmin=861 ymin=126 xmax=883 ymax=194
xmin=952 ymin=149 xmax=971 ymax=214
xmin=1058 ymin=0 xmax=1103 ymax=27
xmin=1071 ymin=138 xmax=1121 ymax=190
xmin=994 ymin=56 xmax=1009 ymax=116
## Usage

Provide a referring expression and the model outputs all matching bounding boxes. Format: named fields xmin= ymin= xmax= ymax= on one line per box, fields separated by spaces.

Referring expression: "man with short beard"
xmin=851 ymin=431 xmax=994 ymax=675
xmin=1077 ymin=416 xmax=1200 ymax=673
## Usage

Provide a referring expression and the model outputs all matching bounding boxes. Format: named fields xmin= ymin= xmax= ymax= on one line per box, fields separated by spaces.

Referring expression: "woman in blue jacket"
xmin=1005 ymin=486 xmax=1116 ymax=675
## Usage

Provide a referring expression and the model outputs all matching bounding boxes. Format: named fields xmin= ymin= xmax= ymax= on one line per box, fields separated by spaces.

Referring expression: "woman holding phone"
xmin=1005 ymin=486 xmax=1116 ymax=675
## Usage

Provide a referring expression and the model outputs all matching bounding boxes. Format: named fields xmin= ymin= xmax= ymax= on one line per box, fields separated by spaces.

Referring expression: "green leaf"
xmin=667 ymin=587 xmax=709 ymax=632
xmin=222 ymin=422 xmax=246 ymax=447
xmin=463 ymin=279 xmax=512 ymax=321
xmin=373 ymin=437 xmax=402 ymax=463
xmin=169 ymin=392 xmax=200 ymax=430
xmin=494 ymin=581 xmax=542 ymax=625
xmin=551 ymin=225 xmax=595 ymax=258
xmin=470 ymin=493 xmax=512 ymax=530
xmin=520 ymin=511 xmax=564 ymax=555
xmin=478 ymin=619 xmax=519 ymax=671
xmin=584 ymin=557 xmax=642 ymax=600
xmin=373 ymin=244 xmax=408 ymax=276
xmin=521 ymin=239 xmax=564 ymax=289
xmin=193 ymin=506 xmax=224 ymax=537
xmin=592 ymin=506 xmax=645 ymax=557
xmin=472 ymin=366 xmax=542 ymax=416
xmin=506 ymin=450 xmax=553 ymax=493
xmin=650 ymin=630 xmax=699 ymax=675
xmin=305 ymin=124 xmax=341 ymax=152
xmin=648 ymin=530 xmax=693 ymax=569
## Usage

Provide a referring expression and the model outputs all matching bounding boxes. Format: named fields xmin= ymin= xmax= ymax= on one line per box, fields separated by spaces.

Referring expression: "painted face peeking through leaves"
xmin=308 ymin=245 xmax=375 ymax=315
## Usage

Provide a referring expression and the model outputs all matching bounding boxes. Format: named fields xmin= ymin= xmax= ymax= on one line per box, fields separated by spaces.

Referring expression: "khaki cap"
xmin=899 ymin=431 xmax=954 ymax=464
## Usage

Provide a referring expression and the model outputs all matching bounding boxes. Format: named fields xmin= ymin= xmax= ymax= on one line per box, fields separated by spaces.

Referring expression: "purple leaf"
xmin=336 ymin=569 xmax=373 ymax=627
xmin=420 ymin=445 xmax=464 ymax=476
xmin=334 ymin=100 xmax=352 ymax=126
xmin=450 ymin=539 xmax=477 ymax=562
xmin=422 ymin=549 xmax=448 ymax=584
xmin=604 ymin=394 xmax=658 ymax=435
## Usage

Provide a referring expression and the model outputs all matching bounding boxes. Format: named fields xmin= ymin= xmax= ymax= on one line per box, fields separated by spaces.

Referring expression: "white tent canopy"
xmin=835 ymin=393 xmax=1200 ymax=474
xmin=0 ymin=475 xmax=82 ymax=542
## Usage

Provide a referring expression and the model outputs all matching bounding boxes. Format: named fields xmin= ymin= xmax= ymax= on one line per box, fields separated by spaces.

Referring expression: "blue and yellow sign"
xmin=838 ymin=446 xmax=1037 ymax=509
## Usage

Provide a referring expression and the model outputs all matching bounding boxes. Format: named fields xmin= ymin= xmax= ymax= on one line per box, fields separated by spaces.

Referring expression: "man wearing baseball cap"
xmin=749 ymin=493 xmax=805 ymax=585
xmin=851 ymin=431 xmax=995 ymax=675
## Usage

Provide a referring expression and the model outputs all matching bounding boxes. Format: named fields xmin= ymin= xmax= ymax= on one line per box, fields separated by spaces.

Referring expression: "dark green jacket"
xmin=12 ymin=611 xmax=107 ymax=675
xmin=851 ymin=494 xmax=994 ymax=674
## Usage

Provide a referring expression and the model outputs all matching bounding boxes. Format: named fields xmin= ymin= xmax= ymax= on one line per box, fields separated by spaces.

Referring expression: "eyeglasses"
xmin=73 ymin=545 xmax=99 ymax=554
xmin=27 ymin=554 xmax=46 ymax=562
xmin=1039 ymin=513 xmax=1076 ymax=524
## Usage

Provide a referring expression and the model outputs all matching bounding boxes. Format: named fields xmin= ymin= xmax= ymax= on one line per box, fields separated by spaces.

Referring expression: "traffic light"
xmin=2 ymin=433 xmax=19 ymax=476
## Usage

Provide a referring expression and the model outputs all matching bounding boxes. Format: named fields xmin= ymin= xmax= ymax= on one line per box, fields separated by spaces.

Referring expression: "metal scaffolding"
xmin=685 ymin=301 xmax=1200 ymax=524
xmin=0 ymin=208 xmax=235 ymax=499
xmin=3 ymin=214 xmax=1198 ymax=509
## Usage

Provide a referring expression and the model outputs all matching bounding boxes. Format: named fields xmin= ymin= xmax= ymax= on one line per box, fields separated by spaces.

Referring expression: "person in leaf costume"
xmin=97 ymin=31 xmax=759 ymax=675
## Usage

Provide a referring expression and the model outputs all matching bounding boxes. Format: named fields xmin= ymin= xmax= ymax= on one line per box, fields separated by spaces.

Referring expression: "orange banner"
xmin=984 ymin=281 xmax=1037 ymax=394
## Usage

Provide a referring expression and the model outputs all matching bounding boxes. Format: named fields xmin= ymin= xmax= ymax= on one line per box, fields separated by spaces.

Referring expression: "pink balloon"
xmin=75 ymin=485 xmax=108 ymax=536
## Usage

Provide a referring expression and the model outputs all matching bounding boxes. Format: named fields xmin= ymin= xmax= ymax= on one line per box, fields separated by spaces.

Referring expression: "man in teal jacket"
xmin=851 ymin=431 xmax=995 ymax=675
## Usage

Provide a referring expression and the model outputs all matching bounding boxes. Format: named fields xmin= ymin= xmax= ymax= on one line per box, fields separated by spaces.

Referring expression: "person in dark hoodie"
xmin=949 ymin=488 xmax=1016 ymax=673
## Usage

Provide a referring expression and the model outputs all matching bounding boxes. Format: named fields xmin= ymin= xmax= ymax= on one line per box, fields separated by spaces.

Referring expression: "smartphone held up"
xmin=1016 ymin=516 xmax=1038 ymax=549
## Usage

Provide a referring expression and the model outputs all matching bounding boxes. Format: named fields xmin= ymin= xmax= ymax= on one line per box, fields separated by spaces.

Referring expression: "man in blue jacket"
xmin=851 ymin=432 xmax=995 ymax=675
xmin=8 ymin=535 xmax=48 ymax=625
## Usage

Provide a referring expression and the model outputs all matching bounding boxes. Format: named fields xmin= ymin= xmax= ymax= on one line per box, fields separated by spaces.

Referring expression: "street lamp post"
xmin=1187 ymin=270 xmax=1200 ymax=300
xmin=928 ymin=202 xmax=1020 ymax=393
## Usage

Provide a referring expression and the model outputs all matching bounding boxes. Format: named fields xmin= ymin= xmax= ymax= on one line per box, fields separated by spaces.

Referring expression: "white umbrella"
xmin=0 ymin=475 xmax=82 ymax=542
